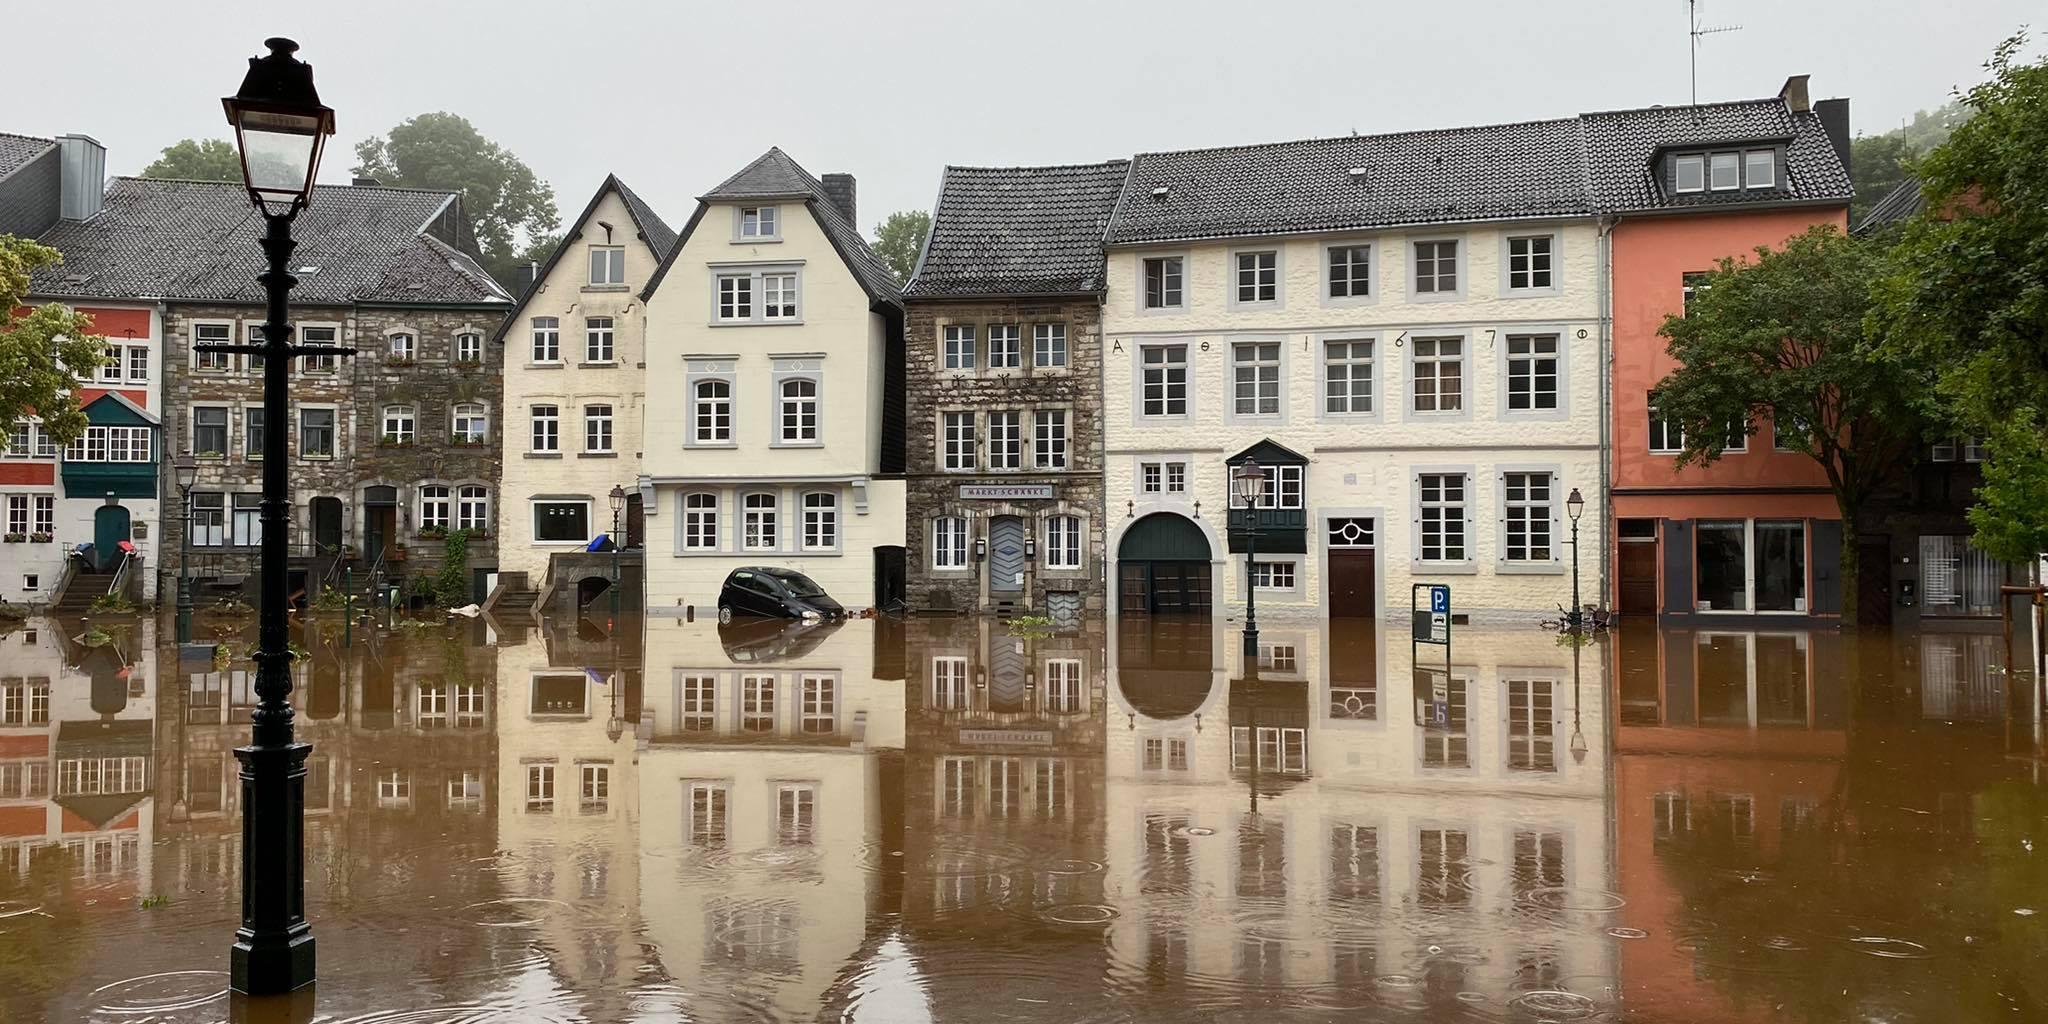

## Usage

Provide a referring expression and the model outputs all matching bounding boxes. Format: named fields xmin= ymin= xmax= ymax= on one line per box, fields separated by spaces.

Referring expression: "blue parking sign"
xmin=1429 ymin=585 xmax=1450 ymax=615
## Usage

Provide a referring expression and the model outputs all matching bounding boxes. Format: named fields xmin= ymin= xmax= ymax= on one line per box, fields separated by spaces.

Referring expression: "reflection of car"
xmin=717 ymin=617 xmax=843 ymax=664
xmin=715 ymin=567 xmax=844 ymax=624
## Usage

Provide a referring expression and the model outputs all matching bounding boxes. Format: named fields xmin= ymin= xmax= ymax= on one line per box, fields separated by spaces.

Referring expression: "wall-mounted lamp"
xmin=974 ymin=536 xmax=988 ymax=562
xmin=974 ymin=664 xmax=987 ymax=689
xmin=1126 ymin=500 xmax=1134 ymax=519
xmin=1024 ymin=537 xmax=1037 ymax=561
xmin=1192 ymin=500 xmax=1201 ymax=519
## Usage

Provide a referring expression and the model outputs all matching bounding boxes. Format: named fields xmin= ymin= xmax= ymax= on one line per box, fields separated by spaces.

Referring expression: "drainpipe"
xmin=1596 ymin=216 xmax=1616 ymax=611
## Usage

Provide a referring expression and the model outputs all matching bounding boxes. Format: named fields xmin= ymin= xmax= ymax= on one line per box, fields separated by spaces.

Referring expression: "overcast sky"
xmin=8 ymin=0 xmax=2036 ymax=240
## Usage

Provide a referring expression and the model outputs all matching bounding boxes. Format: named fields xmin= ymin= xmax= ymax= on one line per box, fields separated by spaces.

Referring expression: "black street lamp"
xmin=173 ymin=453 xmax=197 ymax=644
xmin=609 ymin=485 xmax=626 ymax=620
xmin=1566 ymin=487 xmax=1586 ymax=631
xmin=1230 ymin=460 xmax=1265 ymax=660
xmin=208 ymin=36 xmax=338 ymax=997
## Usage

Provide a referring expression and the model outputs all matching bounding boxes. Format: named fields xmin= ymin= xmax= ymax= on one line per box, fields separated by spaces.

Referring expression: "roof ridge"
xmin=944 ymin=159 xmax=1132 ymax=173
xmin=1132 ymin=115 xmax=1584 ymax=162
xmin=1577 ymin=95 xmax=1787 ymax=118
xmin=112 ymin=175 xmax=462 ymax=199
xmin=0 ymin=130 xmax=56 ymax=143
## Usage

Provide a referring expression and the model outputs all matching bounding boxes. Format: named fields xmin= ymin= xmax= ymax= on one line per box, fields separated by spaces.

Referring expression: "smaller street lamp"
xmin=1565 ymin=487 xmax=1586 ymax=630
xmin=173 ymin=453 xmax=197 ymax=645
xmin=1230 ymin=459 xmax=1266 ymax=659
xmin=609 ymin=485 xmax=626 ymax=619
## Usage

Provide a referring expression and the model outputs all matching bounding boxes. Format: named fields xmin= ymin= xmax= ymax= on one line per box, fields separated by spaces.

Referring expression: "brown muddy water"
xmin=0 ymin=610 xmax=2043 ymax=1023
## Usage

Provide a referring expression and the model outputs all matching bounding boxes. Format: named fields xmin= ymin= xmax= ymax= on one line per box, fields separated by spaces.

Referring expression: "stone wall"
xmin=902 ymin=296 xmax=1107 ymax=615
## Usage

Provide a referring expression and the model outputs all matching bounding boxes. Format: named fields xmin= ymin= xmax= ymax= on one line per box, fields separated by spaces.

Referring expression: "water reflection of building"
xmin=636 ymin=616 xmax=905 ymax=1018
xmin=0 ymin=618 xmax=157 ymax=895
xmin=1105 ymin=617 xmax=1613 ymax=1008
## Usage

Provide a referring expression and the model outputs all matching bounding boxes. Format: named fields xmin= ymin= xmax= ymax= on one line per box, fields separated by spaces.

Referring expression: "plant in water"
xmin=0 ymin=601 xmax=26 ymax=622
xmin=310 ymin=587 xmax=349 ymax=613
xmin=80 ymin=627 xmax=113 ymax=648
xmin=434 ymin=530 xmax=471 ymax=607
xmin=139 ymin=894 xmax=169 ymax=910
xmin=212 ymin=643 xmax=233 ymax=671
xmin=1007 ymin=614 xmax=1057 ymax=639
xmin=89 ymin=592 xmax=135 ymax=614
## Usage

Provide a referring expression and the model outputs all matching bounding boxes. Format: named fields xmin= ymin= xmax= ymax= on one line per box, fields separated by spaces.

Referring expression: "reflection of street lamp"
xmin=1231 ymin=460 xmax=1265 ymax=660
xmin=608 ymin=485 xmax=625 ymax=619
xmin=1569 ymin=638 xmax=1589 ymax=766
xmin=219 ymin=35 xmax=335 ymax=997
xmin=1566 ymin=487 xmax=1586 ymax=630
xmin=173 ymin=454 xmax=197 ymax=644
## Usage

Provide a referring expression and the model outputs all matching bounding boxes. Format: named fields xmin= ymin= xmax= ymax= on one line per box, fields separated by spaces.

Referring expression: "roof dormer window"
xmin=1709 ymin=152 xmax=1740 ymax=191
xmin=1674 ymin=148 xmax=1780 ymax=195
xmin=1744 ymin=150 xmax=1776 ymax=188
xmin=737 ymin=205 xmax=780 ymax=241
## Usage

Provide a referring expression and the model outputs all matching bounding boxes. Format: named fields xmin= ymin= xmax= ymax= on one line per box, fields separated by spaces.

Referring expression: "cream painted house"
xmin=638 ymin=149 xmax=907 ymax=614
xmin=1100 ymin=124 xmax=1606 ymax=622
xmin=494 ymin=176 xmax=677 ymax=590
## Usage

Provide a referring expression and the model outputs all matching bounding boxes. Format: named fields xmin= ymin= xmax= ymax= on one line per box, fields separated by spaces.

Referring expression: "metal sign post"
xmin=1412 ymin=584 xmax=1453 ymax=726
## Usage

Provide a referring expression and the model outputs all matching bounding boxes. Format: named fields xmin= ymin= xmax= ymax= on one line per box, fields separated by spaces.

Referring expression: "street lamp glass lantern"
xmin=173 ymin=453 xmax=198 ymax=492
xmin=1231 ymin=460 xmax=1265 ymax=509
xmin=609 ymin=485 xmax=627 ymax=515
xmin=1566 ymin=487 xmax=1585 ymax=524
xmin=222 ymin=38 xmax=335 ymax=217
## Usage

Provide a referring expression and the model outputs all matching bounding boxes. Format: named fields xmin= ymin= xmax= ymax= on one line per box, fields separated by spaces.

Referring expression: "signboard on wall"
xmin=959 ymin=484 xmax=1055 ymax=501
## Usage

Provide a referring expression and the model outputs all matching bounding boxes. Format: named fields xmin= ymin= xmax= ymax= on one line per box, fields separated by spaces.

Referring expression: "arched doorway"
xmin=1117 ymin=513 xmax=1212 ymax=615
xmin=93 ymin=505 xmax=131 ymax=571
xmin=576 ymin=575 xmax=613 ymax=608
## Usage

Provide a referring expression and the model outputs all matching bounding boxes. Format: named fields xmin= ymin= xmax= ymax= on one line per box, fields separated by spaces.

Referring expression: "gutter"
xmin=1597 ymin=214 xmax=1615 ymax=612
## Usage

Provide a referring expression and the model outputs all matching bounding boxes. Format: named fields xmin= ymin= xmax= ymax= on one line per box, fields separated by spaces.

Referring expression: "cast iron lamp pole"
xmin=1566 ymin=487 xmax=1586 ymax=631
xmin=204 ymin=37 xmax=339 ymax=997
xmin=1231 ymin=460 xmax=1265 ymax=661
xmin=173 ymin=454 xmax=197 ymax=644
xmin=609 ymin=485 xmax=625 ymax=620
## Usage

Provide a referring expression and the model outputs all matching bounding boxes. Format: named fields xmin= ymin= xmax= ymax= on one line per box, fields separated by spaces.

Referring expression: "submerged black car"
xmin=715 ymin=567 xmax=845 ymax=623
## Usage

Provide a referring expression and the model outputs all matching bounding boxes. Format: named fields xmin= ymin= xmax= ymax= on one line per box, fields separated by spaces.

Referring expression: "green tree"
xmin=1876 ymin=35 xmax=2048 ymax=564
xmin=139 ymin=138 xmax=242 ymax=182
xmin=0 ymin=237 xmax=106 ymax=453
xmin=351 ymin=112 xmax=560 ymax=286
xmin=870 ymin=209 xmax=931 ymax=283
xmin=1654 ymin=225 xmax=1918 ymax=625
xmin=1849 ymin=100 xmax=1968 ymax=225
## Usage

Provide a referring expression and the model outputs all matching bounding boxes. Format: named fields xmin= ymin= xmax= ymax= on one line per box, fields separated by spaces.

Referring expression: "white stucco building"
xmin=1099 ymin=125 xmax=1607 ymax=623
xmin=637 ymin=149 xmax=908 ymax=614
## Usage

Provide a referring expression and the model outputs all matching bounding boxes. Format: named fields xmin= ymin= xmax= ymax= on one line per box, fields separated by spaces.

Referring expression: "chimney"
xmin=821 ymin=173 xmax=856 ymax=225
xmin=56 ymin=134 xmax=106 ymax=221
xmin=1778 ymin=74 xmax=1812 ymax=113
xmin=352 ymin=176 xmax=381 ymax=187
xmin=1814 ymin=97 xmax=1852 ymax=176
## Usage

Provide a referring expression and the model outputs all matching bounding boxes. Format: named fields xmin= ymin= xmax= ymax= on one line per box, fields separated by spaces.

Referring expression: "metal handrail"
xmin=107 ymin=548 xmax=137 ymax=597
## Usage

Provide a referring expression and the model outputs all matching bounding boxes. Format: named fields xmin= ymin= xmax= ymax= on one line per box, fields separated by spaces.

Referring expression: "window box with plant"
xmin=416 ymin=525 xmax=449 ymax=541
xmin=380 ymin=433 xmax=414 ymax=448
xmin=29 ymin=532 xmax=52 ymax=543
xmin=449 ymin=432 xmax=487 ymax=447
xmin=2 ymin=533 xmax=24 ymax=543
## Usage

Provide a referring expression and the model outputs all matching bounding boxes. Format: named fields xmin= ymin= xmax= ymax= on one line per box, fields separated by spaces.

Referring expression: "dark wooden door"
xmin=1118 ymin=561 xmax=1212 ymax=615
xmin=1119 ymin=562 xmax=1150 ymax=616
xmin=93 ymin=505 xmax=131 ymax=571
xmin=625 ymin=493 xmax=644 ymax=550
xmin=365 ymin=506 xmax=396 ymax=563
xmin=1619 ymin=541 xmax=1660 ymax=614
xmin=1328 ymin=549 xmax=1375 ymax=619
xmin=1857 ymin=541 xmax=1893 ymax=626
xmin=310 ymin=497 xmax=344 ymax=555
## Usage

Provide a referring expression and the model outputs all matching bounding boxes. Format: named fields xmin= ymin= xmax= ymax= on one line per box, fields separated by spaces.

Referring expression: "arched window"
xmin=1045 ymin=515 xmax=1083 ymax=569
xmin=451 ymin=403 xmax=488 ymax=444
xmin=695 ymin=380 xmax=732 ymax=443
xmin=382 ymin=405 xmax=415 ymax=445
xmin=932 ymin=516 xmax=968 ymax=569
xmin=457 ymin=486 xmax=489 ymax=533
xmin=419 ymin=485 xmax=450 ymax=531
xmin=780 ymin=379 xmax=819 ymax=443
xmin=388 ymin=333 xmax=415 ymax=362
xmin=742 ymin=492 xmax=778 ymax=550
xmin=683 ymin=492 xmax=718 ymax=550
xmin=802 ymin=491 xmax=837 ymax=549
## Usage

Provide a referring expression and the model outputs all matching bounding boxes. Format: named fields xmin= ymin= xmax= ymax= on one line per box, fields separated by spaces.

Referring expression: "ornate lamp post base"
xmin=230 ymin=741 xmax=316 ymax=994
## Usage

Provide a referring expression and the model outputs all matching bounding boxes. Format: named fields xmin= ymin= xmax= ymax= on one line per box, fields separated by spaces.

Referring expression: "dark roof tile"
xmin=906 ymin=161 xmax=1130 ymax=299
xmin=1580 ymin=98 xmax=1853 ymax=212
xmin=1854 ymin=176 xmax=1923 ymax=235
xmin=0 ymin=132 xmax=55 ymax=181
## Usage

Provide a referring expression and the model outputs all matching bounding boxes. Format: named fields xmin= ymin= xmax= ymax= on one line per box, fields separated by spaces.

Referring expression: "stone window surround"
xmin=582 ymin=316 xmax=618 ymax=366
xmin=769 ymin=354 xmax=826 ymax=449
xmin=526 ymin=399 xmax=564 ymax=457
xmin=933 ymin=317 xmax=1074 ymax=377
xmin=188 ymin=318 xmax=239 ymax=372
xmin=1136 ymin=453 xmax=1196 ymax=497
xmin=1240 ymin=554 xmax=1306 ymax=599
xmin=1499 ymin=232 xmax=1564 ymax=298
xmin=1317 ymin=332 xmax=1383 ymax=425
xmin=238 ymin=402 xmax=267 ymax=461
xmin=1321 ymin=238 xmax=1379 ymax=309
xmin=684 ymin=358 xmax=739 ymax=449
xmin=581 ymin=402 xmax=616 ymax=457
xmin=1405 ymin=329 xmax=1474 ymax=423
xmin=384 ymin=325 xmax=419 ymax=363
xmin=297 ymin=403 xmax=341 ymax=462
xmin=1493 ymin=463 xmax=1566 ymax=575
xmin=415 ymin=477 xmax=492 ymax=537
xmin=1410 ymin=464 xmax=1478 ymax=574
xmin=1135 ymin=251 xmax=1190 ymax=316
xmin=1032 ymin=405 xmax=1075 ymax=470
xmin=708 ymin=260 xmax=805 ymax=327
xmin=1406 ymin=233 xmax=1468 ymax=303
xmin=1227 ymin=245 xmax=1284 ymax=311
xmin=928 ymin=514 xmax=971 ymax=573
xmin=1496 ymin=325 xmax=1573 ymax=422
xmin=1042 ymin=511 xmax=1088 ymax=573
xmin=1130 ymin=338 xmax=1195 ymax=427
xmin=449 ymin=400 xmax=491 ymax=443
xmin=295 ymin=322 xmax=346 ymax=377
xmin=189 ymin=403 xmax=232 ymax=459
xmin=1225 ymin=335 xmax=1289 ymax=426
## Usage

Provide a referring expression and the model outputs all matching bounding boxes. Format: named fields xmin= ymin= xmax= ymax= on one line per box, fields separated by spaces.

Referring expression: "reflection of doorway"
xmin=989 ymin=516 xmax=1026 ymax=595
xmin=93 ymin=505 xmax=131 ymax=571
xmin=625 ymin=493 xmax=644 ymax=550
xmin=1326 ymin=517 xmax=1375 ymax=619
xmin=310 ymin=497 xmax=344 ymax=556
xmin=1856 ymin=541 xmax=1892 ymax=627
xmin=1617 ymin=519 xmax=1659 ymax=614
xmin=1117 ymin=513 xmax=1213 ymax=615
xmin=363 ymin=486 xmax=397 ymax=563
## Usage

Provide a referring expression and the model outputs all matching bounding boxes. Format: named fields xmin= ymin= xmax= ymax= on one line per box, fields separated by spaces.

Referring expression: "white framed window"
xmin=583 ymin=404 xmax=613 ymax=453
xmin=988 ymin=324 xmax=1021 ymax=369
xmin=588 ymin=246 xmax=625 ymax=285
xmin=1046 ymin=514 xmax=1082 ymax=569
xmin=193 ymin=322 xmax=234 ymax=372
xmin=932 ymin=656 xmax=969 ymax=709
xmin=682 ymin=492 xmax=718 ymax=550
xmin=457 ymin=486 xmax=488 ymax=533
xmin=1328 ymin=243 xmax=1371 ymax=299
xmin=942 ymin=412 xmax=976 ymax=471
xmin=800 ymin=676 xmax=835 ymax=734
xmin=743 ymin=493 xmax=779 ymax=550
xmin=1232 ymin=341 xmax=1281 ymax=416
xmin=581 ymin=764 xmax=609 ymax=810
xmin=1413 ymin=239 xmax=1459 ymax=294
xmin=1505 ymin=235 xmax=1555 ymax=291
xmin=693 ymin=379 xmax=733 ymax=444
xmin=1140 ymin=344 xmax=1189 ymax=416
xmin=778 ymin=783 xmax=817 ymax=841
xmin=192 ymin=405 xmax=229 ymax=456
xmin=1501 ymin=472 xmax=1555 ymax=563
xmin=714 ymin=267 xmax=801 ymax=323
xmin=1675 ymin=154 xmax=1706 ymax=193
xmin=1033 ymin=323 xmax=1067 ymax=368
xmin=1647 ymin=396 xmax=1684 ymax=453
xmin=762 ymin=273 xmax=799 ymax=319
xmin=1033 ymin=410 xmax=1068 ymax=469
xmin=1506 ymin=679 xmax=1556 ymax=772
xmin=932 ymin=517 xmax=968 ymax=569
xmin=584 ymin=317 xmax=614 ymax=362
xmin=96 ymin=344 xmax=123 ymax=382
xmin=741 ymin=674 xmax=776 ymax=732
xmin=1931 ymin=440 xmax=1957 ymax=462
xmin=530 ymin=404 xmax=560 ymax=453
xmin=4 ymin=496 xmax=26 ymax=537
xmin=779 ymin=379 xmax=818 ymax=443
xmin=1418 ymin=472 xmax=1468 ymax=563
xmin=1044 ymin=659 xmax=1083 ymax=713
xmin=1324 ymin=339 xmax=1373 ymax=415
xmin=381 ymin=405 xmax=415 ymax=445
xmin=452 ymin=403 xmax=488 ymax=444
xmin=525 ymin=764 xmax=555 ymax=811
xmin=32 ymin=495 xmax=53 ymax=537
xmin=943 ymin=324 xmax=976 ymax=370
xmin=1141 ymin=463 xmax=1162 ymax=493
xmin=716 ymin=273 xmax=753 ymax=320
xmin=455 ymin=332 xmax=482 ymax=364
xmin=299 ymin=325 xmax=339 ymax=374
xmin=739 ymin=205 xmax=779 ymax=239
xmin=1246 ymin=464 xmax=1304 ymax=510
xmin=1744 ymin=150 xmax=1776 ymax=189
xmin=802 ymin=491 xmax=838 ymax=550
xmin=1143 ymin=256 xmax=1184 ymax=309
xmin=388 ymin=332 xmax=415 ymax=362
xmin=1505 ymin=334 xmax=1560 ymax=412
xmin=1963 ymin=437 xmax=1988 ymax=462
xmin=1166 ymin=462 xmax=1187 ymax=492
xmin=124 ymin=345 xmax=149 ymax=382
xmin=1709 ymin=152 xmax=1741 ymax=191
xmin=1411 ymin=337 xmax=1463 ymax=413
xmin=420 ymin=485 xmax=450 ymax=531
xmin=532 ymin=501 xmax=590 ymax=543
xmin=987 ymin=411 xmax=1021 ymax=471
xmin=1251 ymin=561 xmax=1295 ymax=590
xmin=1696 ymin=519 xmax=1808 ymax=613
xmin=688 ymin=782 xmax=730 ymax=846
xmin=298 ymin=408 xmax=335 ymax=458
xmin=680 ymin=674 xmax=715 ymax=731
xmin=189 ymin=492 xmax=224 ymax=547
xmin=530 ymin=317 xmax=560 ymax=363
xmin=1234 ymin=249 xmax=1278 ymax=304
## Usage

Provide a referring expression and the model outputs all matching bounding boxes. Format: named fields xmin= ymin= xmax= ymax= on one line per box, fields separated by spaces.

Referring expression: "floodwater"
xmin=1 ymin=608 xmax=2044 ymax=1023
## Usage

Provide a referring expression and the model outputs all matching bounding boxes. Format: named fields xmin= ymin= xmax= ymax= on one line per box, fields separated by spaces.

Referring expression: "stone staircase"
xmin=54 ymin=571 xmax=117 ymax=616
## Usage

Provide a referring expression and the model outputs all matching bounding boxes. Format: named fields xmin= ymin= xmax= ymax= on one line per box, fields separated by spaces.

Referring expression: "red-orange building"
xmin=1586 ymin=78 xmax=1854 ymax=621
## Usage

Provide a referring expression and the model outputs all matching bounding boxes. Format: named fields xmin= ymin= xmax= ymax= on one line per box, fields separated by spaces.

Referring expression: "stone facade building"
xmin=32 ymin=174 xmax=512 ymax=605
xmin=901 ymin=162 xmax=1128 ymax=620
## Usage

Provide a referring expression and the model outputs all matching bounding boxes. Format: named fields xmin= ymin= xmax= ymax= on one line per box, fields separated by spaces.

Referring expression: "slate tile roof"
xmin=1854 ymin=176 xmax=1924 ymax=235
xmin=668 ymin=147 xmax=900 ymax=307
xmin=613 ymin=177 xmax=679 ymax=260
xmin=1105 ymin=118 xmax=1592 ymax=246
xmin=905 ymin=160 xmax=1131 ymax=299
xmin=0 ymin=132 xmax=55 ymax=180
xmin=29 ymin=177 xmax=509 ymax=306
xmin=1579 ymin=98 xmax=1853 ymax=213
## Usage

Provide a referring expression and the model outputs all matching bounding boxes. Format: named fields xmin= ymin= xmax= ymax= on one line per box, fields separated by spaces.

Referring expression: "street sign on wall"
xmin=959 ymin=484 xmax=1055 ymax=500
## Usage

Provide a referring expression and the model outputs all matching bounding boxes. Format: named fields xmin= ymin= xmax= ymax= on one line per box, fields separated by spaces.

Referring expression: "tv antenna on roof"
xmin=1688 ymin=0 xmax=1743 ymax=118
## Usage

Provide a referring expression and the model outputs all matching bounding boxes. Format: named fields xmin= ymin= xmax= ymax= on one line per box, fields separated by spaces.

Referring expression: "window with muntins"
xmin=458 ymin=486 xmax=488 ymax=532
xmin=388 ymin=333 xmax=415 ymax=362
xmin=987 ymin=411 xmax=1021 ymax=470
xmin=803 ymin=492 xmax=838 ymax=549
xmin=740 ymin=206 xmax=778 ymax=238
xmin=943 ymin=412 xmax=976 ymax=471
xmin=1507 ymin=680 xmax=1556 ymax=771
xmin=1236 ymin=251 xmax=1277 ymax=303
xmin=932 ymin=517 xmax=968 ymax=569
xmin=585 ymin=318 xmax=614 ymax=362
xmin=1324 ymin=339 xmax=1373 ymax=414
xmin=1046 ymin=515 xmax=1082 ymax=569
xmin=531 ymin=318 xmax=560 ymax=362
xmin=1411 ymin=337 xmax=1463 ymax=412
xmin=1506 ymin=236 xmax=1553 ymax=290
xmin=694 ymin=381 xmax=731 ymax=443
xmin=1144 ymin=257 xmax=1183 ymax=309
xmin=1141 ymin=344 xmax=1189 ymax=416
xmin=988 ymin=325 xmax=1021 ymax=369
xmin=762 ymin=273 xmax=798 ymax=319
xmin=1243 ymin=464 xmax=1304 ymax=510
xmin=743 ymin=493 xmax=778 ymax=550
xmin=1502 ymin=472 xmax=1554 ymax=562
xmin=1233 ymin=342 xmax=1281 ymax=415
xmin=300 ymin=326 xmax=339 ymax=373
xmin=530 ymin=405 xmax=559 ymax=452
xmin=1141 ymin=463 xmax=1162 ymax=493
xmin=683 ymin=493 xmax=718 ymax=550
xmin=1166 ymin=462 xmax=1187 ymax=492
xmin=420 ymin=486 xmax=450 ymax=531
xmin=1328 ymin=244 xmax=1371 ymax=298
xmin=300 ymin=409 xmax=335 ymax=458
xmin=1033 ymin=324 xmax=1067 ymax=367
xmin=1414 ymin=240 xmax=1458 ymax=293
xmin=382 ymin=405 xmax=415 ymax=444
xmin=1251 ymin=561 xmax=1295 ymax=589
xmin=717 ymin=274 xmax=753 ymax=320
xmin=1505 ymin=334 xmax=1559 ymax=411
xmin=1034 ymin=410 xmax=1068 ymax=469
xmin=944 ymin=325 xmax=976 ymax=370
xmin=779 ymin=379 xmax=818 ymax=443
xmin=193 ymin=407 xmax=229 ymax=455
xmin=194 ymin=323 xmax=234 ymax=371
xmin=452 ymin=403 xmax=487 ymax=443
xmin=1418 ymin=473 xmax=1467 ymax=562
xmin=584 ymin=404 xmax=613 ymax=453
xmin=1647 ymin=396 xmax=1683 ymax=453
xmin=455 ymin=332 xmax=482 ymax=363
